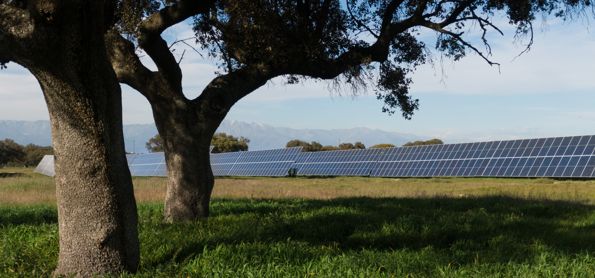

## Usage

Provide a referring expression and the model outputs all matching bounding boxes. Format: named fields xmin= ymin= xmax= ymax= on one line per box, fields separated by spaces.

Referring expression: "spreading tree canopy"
xmin=106 ymin=0 xmax=592 ymax=222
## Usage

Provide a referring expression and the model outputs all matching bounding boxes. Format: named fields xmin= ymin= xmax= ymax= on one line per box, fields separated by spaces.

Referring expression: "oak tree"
xmin=106 ymin=0 xmax=589 ymax=222
xmin=1 ymin=1 xmax=138 ymax=275
xmin=286 ymin=139 xmax=324 ymax=151
xmin=211 ymin=132 xmax=250 ymax=153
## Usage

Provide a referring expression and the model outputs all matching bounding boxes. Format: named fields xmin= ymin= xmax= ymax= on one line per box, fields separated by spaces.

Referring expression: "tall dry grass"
xmin=1 ymin=168 xmax=594 ymax=205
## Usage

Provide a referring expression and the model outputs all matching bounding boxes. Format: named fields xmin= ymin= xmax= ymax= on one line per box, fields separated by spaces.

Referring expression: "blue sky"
xmin=0 ymin=17 xmax=594 ymax=143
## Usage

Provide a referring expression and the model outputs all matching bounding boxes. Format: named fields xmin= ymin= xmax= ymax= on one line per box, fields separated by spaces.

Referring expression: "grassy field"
xmin=1 ymin=168 xmax=594 ymax=277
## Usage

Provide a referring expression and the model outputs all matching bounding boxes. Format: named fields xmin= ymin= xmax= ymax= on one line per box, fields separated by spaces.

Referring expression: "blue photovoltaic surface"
xmin=370 ymin=135 xmax=595 ymax=178
xmin=34 ymin=135 xmax=595 ymax=178
xmin=210 ymin=151 xmax=243 ymax=176
xmin=293 ymin=148 xmax=383 ymax=176
xmin=128 ymin=152 xmax=167 ymax=176
xmin=226 ymin=147 xmax=302 ymax=176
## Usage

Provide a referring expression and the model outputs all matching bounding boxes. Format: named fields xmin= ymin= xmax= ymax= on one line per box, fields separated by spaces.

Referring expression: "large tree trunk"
xmin=22 ymin=2 xmax=140 ymax=274
xmin=33 ymin=67 xmax=140 ymax=275
xmin=152 ymin=101 xmax=219 ymax=222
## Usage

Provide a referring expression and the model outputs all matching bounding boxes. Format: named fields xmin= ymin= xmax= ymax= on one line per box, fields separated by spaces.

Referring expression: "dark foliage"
xmin=370 ymin=143 xmax=396 ymax=149
xmin=403 ymin=138 xmax=444 ymax=147
xmin=147 ymin=132 xmax=250 ymax=153
xmin=211 ymin=133 xmax=250 ymax=153
xmin=146 ymin=134 xmax=164 ymax=152
xmin=287 ymin=140 xmax=366 ymax=151
xmin=286 ymin=140 xmax=324 ymax=152
xmin=0 ymin=139 xmax=52 ymax=167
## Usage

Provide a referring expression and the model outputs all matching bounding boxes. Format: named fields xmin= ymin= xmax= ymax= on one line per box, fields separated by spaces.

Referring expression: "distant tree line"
xmin=286 ymin=140 xmax=366 ymax=152
xmin=402 ymin=139 xmax=444 ymax=147
xmin=0 ymin=139 xmax=53 ymax=167
xmin=369 ymin=144 xmax=396 ymax=149
xmin=146 ymin=133 xmax=249 ymax=153
xmin=286 ymin=138 xmax=444 ymax=151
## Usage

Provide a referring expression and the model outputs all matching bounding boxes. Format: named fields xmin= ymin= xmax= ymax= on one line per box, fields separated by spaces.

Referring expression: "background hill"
xmin=0 ymin=120 xmax=420 ymax=152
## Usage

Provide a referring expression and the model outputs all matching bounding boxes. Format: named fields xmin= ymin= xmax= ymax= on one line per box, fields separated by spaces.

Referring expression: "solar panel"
xmin=34 ymin=155 xmax=55 ymax=176
xmin=293 ymin=148 xmax=382 ymax=176
xmin=371 ymin=135 xmax=595 ymax=178
xmin=128 ymin=152 xmax=166 ymax=176
xmin=210 ymin=151 xmax=243 ymax=176
xmin=226 ymin=147 xmax=302 ymax=176
xmin=33 ymin=135 xmax=595 ymax=179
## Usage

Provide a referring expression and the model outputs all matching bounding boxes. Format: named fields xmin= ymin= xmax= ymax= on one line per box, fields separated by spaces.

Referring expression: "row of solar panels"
xmin=35 ymin=134 xmax=595 ymax=178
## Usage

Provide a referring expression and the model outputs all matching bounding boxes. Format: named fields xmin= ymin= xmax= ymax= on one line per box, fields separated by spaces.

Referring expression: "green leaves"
xmin=376 ymin=64 xmax=418 ymax=119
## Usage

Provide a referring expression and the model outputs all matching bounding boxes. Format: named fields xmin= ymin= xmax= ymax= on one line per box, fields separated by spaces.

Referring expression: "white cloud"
xmin=411 ymin=23 xmax=595 ymax=95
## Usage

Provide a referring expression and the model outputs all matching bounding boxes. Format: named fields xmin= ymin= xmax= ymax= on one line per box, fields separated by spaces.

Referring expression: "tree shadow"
xmin=146 ymin=196 xmax=594 ymax=269
xmin=0 ymin=172 xmax=25 ymax=178
xmin=0 ymin=206 xmax=57 ymax=226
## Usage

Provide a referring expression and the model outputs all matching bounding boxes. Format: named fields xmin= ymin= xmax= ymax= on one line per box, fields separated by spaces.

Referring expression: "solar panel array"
xmin=210 ymin=151 xmax=242 ymax=176
xmin=371 ymin=135 xmax=595 ymax=178
xmin=293 ymin=148 xmax=383 ymax=176
xmin=214 ymin=147 xmax=302 ymax=176
xmin=127 ymin=152 xmax=167 ymax=176
xmin=34 ymin=135 xmax=595 ymax=178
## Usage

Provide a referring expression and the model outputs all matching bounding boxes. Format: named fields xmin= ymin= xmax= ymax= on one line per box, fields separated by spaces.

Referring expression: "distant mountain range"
xmin=0 ymin=120 xmax=421 ymax=152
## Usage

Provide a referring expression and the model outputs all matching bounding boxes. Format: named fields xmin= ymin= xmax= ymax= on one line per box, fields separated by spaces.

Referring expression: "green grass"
xmin=1 ymin=197 xmax=594 ymax=277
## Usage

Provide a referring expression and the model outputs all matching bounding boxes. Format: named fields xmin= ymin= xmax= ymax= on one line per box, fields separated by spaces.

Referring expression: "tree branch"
xmin=422 ymin=21 xmax=500 ymax=66
xmin=422 ymin=2 xmax=501 ymax=67
xmin=0 ymin=3 xmax=34 ymax=63
xmin=195 ymin=65 xmax=276 ymax=127
xmin=141 ymin=0 xmax=214 ymax=35
xmin=137 ymin=0 xmax=215 ymax=93
xmin=0 ymin=4 xmax=34 ymax=39
xmin=105 ymin=30 xmax=157 ymax=99
xmin=278 ymin=4 xmax=426 ymax=80
xmin=346 ymin=0 xmax=379 ymax=38
xmin=380 ymin=0 xmax=407 ymax=34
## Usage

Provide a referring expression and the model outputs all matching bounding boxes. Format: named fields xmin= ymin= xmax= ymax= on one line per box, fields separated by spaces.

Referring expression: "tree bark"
xmin=151 ymin=101 xmax=219 ymax=221
xmin=6 ymin=1 xmax=142 ymax=275
xmin=32 ymin=66 xmax=139 ymax=275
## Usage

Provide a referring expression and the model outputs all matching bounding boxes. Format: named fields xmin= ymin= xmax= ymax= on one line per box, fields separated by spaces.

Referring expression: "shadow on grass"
xmin=2 ymin=197 xmax=593 ymax=272
xmin=144 ymin=196 xmax=594 ymax=268
xmin=0 ymin=206 xmax=57 ymax=226
xmin=0 ymin=172 xmax=26 ymax=178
